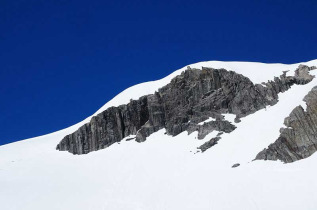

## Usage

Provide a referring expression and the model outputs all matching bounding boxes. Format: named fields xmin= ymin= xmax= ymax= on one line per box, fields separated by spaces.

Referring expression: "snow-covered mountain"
xmin=1 ymin=60 xmax=317 ymax=210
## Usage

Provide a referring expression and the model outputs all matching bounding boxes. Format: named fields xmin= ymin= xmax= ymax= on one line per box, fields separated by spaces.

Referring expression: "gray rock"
xmin=57 ymin=65 xmax=315 ymax=154
xmin=255 ymin=85 xmax=317 ymax=163
xmin=56 ymin=96 xmax=149 ymax=154
xmin=197 ymin=137 xmax=221 ymax=152
xmin=232 ymin=163 xmax=240 ymax=168
xmin=294 ymin=64 xmax=315 ymax=84
xmin=125 ymin=137 xmax=135 ymax=141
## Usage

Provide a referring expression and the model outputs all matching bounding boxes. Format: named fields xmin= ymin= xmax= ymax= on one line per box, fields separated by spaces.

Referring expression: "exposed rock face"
xmin=255 ymin=85 xmax=317 ymax=163
xmin=56 ymin=97 xmax=149 ymax=154
xmin=57 ymin=65 xmax=315 ymax=155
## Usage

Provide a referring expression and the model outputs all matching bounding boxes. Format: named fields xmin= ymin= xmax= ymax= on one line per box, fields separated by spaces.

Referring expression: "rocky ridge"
xmin=255 ymin=83 xmax=317 ymax=163
xmin=56 ymin=65 xmax=315 ymax=155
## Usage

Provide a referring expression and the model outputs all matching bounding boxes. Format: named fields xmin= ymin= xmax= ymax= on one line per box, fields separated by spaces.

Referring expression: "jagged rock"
xmin=187 ymin=119 xmax=236 ymax=139
xmin=56 ymin=96 xmax=149 ymax=154
xmin=294 ymin=64 xmax=315 ymax=84
xmin=198 ymin=137 xmax=221 ymax=152
xmin=57 ymin=65 xmax=315 ymax=154
xmin=255 ymin=86 xmax=317 ymax=163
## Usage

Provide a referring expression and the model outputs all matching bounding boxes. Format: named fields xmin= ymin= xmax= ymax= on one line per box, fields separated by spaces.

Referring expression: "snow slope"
xmin=1 ymin=59 xmax=317 ymax=210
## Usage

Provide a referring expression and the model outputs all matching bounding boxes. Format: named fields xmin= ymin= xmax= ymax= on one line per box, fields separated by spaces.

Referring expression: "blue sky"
xmin=0 ymin=0 xmax=316 ymax=145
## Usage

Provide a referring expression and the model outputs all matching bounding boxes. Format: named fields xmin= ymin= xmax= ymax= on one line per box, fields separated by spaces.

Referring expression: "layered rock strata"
xmin=256 ymin=85 xmax=317 ymax=163
xmin=57 ymin=65 xmax=314 ymax=154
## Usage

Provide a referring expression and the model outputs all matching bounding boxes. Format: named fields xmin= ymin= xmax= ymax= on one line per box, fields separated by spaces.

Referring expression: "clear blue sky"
xmin=0 ymin=0 xmax=316 ymax=145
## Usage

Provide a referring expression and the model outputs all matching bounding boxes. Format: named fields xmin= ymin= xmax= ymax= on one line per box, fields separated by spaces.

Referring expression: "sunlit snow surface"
xmin=1 ymin=60 xmax=317 ymax=210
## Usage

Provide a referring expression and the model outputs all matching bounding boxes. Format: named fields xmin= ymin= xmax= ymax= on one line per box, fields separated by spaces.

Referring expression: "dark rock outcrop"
xmin=255 ymin=85 xmax=317 ymax=163
xmin=57 ymin=65 xmax=315 ymax=154
xmin=56 ymin=96 xmax=149 ymax=154
xmin=198 ymin=137 xmax=221 ymax=152
xmin=189 ymin=120 xmax=236 ymax=140
xmin=232 ymin=163 xmax=240 ymax=168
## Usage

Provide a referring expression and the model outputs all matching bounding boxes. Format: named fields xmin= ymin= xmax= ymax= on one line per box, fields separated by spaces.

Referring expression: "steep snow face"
xmin=1 ymin=60 xmax=317 ymax=210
